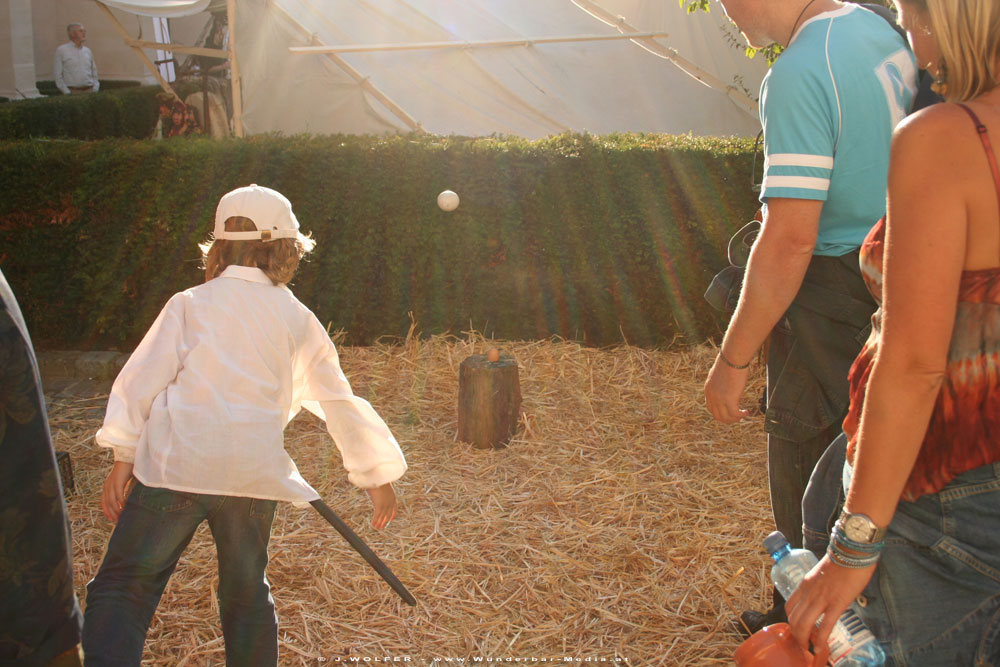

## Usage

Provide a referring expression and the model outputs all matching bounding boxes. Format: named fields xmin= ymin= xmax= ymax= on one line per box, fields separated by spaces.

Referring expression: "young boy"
xmin=82 ymin=185 xmax=407 ymax=666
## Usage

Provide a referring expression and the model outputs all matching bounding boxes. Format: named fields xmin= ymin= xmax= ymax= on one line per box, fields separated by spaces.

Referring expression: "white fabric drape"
xmin=234 ymin=0 xmax=766 ymax=138
xmin=98 ymin=0 xmax=211 ymax=18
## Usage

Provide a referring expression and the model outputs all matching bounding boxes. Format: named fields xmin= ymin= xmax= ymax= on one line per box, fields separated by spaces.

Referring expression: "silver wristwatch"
xmin=837 ymin=512 xmax=886 ymax=544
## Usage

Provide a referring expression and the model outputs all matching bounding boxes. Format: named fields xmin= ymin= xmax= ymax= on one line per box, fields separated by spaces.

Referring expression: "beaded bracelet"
xmin=828 ymin=525 xmax=884 ymax=568
xmin=828 ymin=543 xmax=882 ymax=569
xmin=718 ymin=349 xmax=751 ymax=370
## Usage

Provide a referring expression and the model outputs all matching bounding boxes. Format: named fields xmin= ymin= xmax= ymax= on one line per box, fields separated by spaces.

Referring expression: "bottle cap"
xmin=763 ymin=530 xmax=789 ymax=555
xmin=734 ymin=623 xmax=814 ymax=666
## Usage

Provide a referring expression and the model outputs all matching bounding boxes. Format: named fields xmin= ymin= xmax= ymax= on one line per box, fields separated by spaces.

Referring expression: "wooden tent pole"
xmin=312 ymin=35 xmax=423 ymax=133
xmin=120 ymin=39 xmax=228 ymax=59
xmin=571 ymin=0 xmax=757 ymax=116
xmin=289 ymin=31 xmax=672 ymax=55
xmin=269 ymin=1 xmax=422 ymax=133
xmin=94 ymin=0 xmax=179 ymax=99
xmin=226 ymin=0 xmax=244 ymax=137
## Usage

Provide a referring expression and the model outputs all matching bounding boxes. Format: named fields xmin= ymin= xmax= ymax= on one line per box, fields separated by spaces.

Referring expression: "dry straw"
xmin=49 ymin=334 xmax=773 ymax=665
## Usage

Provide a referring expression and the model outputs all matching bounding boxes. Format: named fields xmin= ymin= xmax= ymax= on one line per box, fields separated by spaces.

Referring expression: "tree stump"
xmin=457 ymin=351 xmax=522 ymax=449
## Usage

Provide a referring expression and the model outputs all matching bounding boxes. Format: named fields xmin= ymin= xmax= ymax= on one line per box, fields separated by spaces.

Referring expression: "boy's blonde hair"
xmin=200 ymin=216 xmax=316 ymax=285
xmin=908 ymin=0 xmax=1000 ymax=101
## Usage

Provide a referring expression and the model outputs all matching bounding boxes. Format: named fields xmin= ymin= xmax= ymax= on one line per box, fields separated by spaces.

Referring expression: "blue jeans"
xmin=801 ymin=432 xmax=848 ymax=561
xmin=856 ymin=462 xmax=1000 ymax=665
xmin=82 ymin=481 xmax=278 ymax=666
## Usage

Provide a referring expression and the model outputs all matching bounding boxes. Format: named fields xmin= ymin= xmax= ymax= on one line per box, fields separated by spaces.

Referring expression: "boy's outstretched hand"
xmin=102 ymin=461 xmax=135 ymax=523
xmin=367 ymin=483 xmax=397 ymax=530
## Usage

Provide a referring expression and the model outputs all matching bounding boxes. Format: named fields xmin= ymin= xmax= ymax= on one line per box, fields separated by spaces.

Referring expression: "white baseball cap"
xmin=214 ymin=184 xmax=301 ymax=242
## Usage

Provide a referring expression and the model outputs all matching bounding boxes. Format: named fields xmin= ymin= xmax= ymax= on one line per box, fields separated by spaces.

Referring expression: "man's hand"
xmin=367 ymin=483 xmax=397 ymax=530
xmin=101 ymin=461 xmax=134 ymax=523
xmin=703 ymin=198 xmax=820 ymax=425
xmin=704 ymin=354 xmax=753 ymax=423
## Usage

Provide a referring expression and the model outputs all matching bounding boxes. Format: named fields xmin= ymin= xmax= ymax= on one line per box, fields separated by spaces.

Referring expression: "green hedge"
xmin=0 ymin=133 xmax=759 ymax=349
xmin=0 ymin=82 xmax=217 ymax=138
xmin=35 ymin=79 xmax=142 ymax=97
xmin=0 ymin=84 xmax=161 ymax=139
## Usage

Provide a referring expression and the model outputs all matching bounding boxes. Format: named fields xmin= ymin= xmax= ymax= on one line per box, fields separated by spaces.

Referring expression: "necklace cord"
xmin=789 ymin=0 xmax=819 ymax=45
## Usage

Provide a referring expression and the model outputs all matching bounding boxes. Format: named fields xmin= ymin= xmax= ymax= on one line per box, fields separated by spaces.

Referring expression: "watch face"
xmin=844 ymin=515 xmax=872 ymax=541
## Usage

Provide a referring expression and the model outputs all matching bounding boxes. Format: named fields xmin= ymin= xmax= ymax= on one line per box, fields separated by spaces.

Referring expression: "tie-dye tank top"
xmin=843 ymin=104 xmax=1000 ymax=501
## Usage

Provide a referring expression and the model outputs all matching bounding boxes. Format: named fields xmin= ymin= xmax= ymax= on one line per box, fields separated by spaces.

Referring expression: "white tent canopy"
xmin=98 ymin=0 xmax=767 ymax=138
xmin=98 ymin=0 xmax=211 ymax=17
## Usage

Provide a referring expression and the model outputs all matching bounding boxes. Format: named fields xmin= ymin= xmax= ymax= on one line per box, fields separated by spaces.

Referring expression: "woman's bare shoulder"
xmin=889 ymin=103 xmax=991 ymax=184
xmin=893 ymin=103 xmax=981 ymax=151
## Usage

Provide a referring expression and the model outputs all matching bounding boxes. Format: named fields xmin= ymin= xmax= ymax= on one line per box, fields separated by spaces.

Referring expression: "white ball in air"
xmin=437 ymin=190 xmax=460 ymax=212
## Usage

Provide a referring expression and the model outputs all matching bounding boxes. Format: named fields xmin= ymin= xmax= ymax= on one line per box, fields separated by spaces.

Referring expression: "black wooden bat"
xmin=310 ymin=499 xmax=417 ymax=606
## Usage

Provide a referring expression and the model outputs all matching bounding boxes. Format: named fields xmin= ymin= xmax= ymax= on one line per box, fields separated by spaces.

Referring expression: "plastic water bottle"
xmin=764 ymin=531 xmax=885 ymax=666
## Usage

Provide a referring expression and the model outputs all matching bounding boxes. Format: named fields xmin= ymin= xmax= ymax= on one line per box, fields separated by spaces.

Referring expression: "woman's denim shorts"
xmin=855 ymin=462 xmax=1000 ymax=666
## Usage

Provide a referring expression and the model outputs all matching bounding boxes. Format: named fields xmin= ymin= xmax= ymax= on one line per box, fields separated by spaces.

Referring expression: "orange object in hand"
xmin=734 ymin=623 xmax=814 ymax=667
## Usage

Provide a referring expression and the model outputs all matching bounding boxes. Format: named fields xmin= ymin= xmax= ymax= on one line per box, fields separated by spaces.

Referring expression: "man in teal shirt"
xmin=703 ymin=0 xmax=916 ymax=632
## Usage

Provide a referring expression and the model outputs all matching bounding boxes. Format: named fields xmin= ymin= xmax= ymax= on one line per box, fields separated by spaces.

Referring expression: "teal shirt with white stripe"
xmin=760 ymin=4 xmax=917 ymax=256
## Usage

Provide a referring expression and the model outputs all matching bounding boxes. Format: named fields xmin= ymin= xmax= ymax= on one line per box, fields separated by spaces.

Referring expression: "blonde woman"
xmin=786 ymin=0 xmax=1000 ymax=664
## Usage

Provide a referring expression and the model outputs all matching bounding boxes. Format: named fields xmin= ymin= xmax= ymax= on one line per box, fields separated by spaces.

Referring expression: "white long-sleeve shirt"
xmin=96 ymin=265 xmax=407 ymax=502
xmin=53 ymin=42 xmax=99 ymax=94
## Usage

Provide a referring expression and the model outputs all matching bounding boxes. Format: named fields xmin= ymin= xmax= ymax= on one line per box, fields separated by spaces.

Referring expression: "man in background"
xmin=54 ymin=23 xmax=99 ymax=95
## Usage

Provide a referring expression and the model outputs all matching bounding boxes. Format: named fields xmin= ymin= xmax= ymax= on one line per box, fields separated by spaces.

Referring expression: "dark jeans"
xmin=763 ymin=251 xmax=875 ymax=549
xmin=768 ymin=425 xmax=843 ymax=551
xmin=82 ymin=481 xmax=278 ymax=666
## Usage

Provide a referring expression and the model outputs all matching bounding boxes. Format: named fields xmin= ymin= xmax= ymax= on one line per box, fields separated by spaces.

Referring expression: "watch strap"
xmin=837 ymin=512 xmax=886 ymax=544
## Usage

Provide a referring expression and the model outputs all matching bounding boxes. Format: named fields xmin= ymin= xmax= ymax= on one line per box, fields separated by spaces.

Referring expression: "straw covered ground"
xmin=49 ymin=334 xmax=774 ymax=666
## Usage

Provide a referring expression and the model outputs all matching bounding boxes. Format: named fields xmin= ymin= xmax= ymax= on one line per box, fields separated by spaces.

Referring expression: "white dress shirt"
xmin=96 ymin=266 xmax=407 ymax=502
xmin=54 ymin=42 xmax=99 ymax=94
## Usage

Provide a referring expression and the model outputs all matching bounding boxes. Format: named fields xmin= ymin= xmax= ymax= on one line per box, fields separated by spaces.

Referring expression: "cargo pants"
xmin=764 ymin=250 xmax=876 ymax=549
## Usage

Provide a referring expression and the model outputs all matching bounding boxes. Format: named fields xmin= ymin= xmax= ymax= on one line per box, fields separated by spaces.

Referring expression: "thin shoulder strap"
xmin=956 ymin=103 xmax=1000 ymax=216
